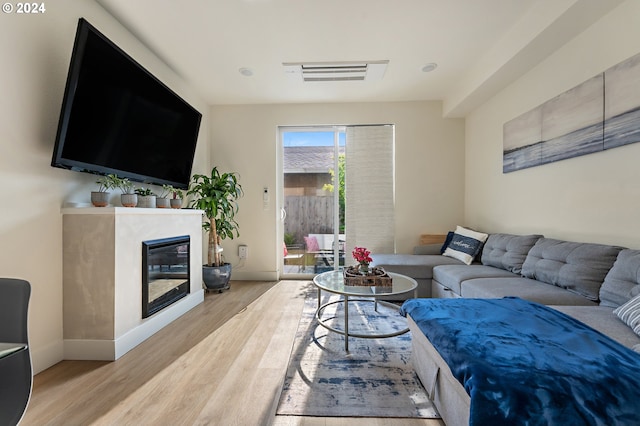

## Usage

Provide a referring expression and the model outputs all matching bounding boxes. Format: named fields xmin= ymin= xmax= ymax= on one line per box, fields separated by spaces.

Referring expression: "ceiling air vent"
xmin=283 ymin=61 xmax=389 ymax=82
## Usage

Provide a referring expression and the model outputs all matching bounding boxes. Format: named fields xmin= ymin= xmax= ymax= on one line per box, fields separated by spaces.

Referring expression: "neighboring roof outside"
xmin=284 ymin=146 xmax=344 ymax=173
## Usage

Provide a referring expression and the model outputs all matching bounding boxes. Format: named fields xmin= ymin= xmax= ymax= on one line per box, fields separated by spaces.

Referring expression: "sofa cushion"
xmin=599 ymin=249 xmax=640 ymax=308
xmin=480 ymin=233 xmax=542 ymax=274
xmin=614 ymin=293 xmax=640 ymax=337
xmin=412 ymin=244 xmax=443 ymax=255
xmin=442 ymin=226 xmax=488 ymax=265
xmin=432 ymin=265 xmax=518 ymax=295
xmin=552 ymin=305 xmax=640 ymax=350
xmin=520 ymin=238 xmax=623 ymax=302
xmin=461 ymin=277 xmax=598 ymax=306
xmin=370 ymin=254 xmax=462 ymax=280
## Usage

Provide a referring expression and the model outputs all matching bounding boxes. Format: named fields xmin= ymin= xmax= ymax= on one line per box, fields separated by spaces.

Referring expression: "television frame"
xmin=51 ymin=18 xmax=202 ymax=189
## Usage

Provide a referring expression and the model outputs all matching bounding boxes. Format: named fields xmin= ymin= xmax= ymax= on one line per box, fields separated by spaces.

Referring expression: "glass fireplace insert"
xmin=142 ymin=235 xmax=190 ymax=318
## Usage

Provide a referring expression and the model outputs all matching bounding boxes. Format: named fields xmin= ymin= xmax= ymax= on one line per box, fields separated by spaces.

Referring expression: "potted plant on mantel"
xmin=187 ymin=166 xmax=243 ymax=292
xmin=91 ymin=174 xmax=120 ymax=207
xmin=118 ymin=178 xmax=138 ymax=207
xmin=134 ymin=187 xmax=156 ymax=208
xmin=158 ymin=184 xmax=184 ymax=209
xmin=169 ymin=186 xmax=184 ymax=209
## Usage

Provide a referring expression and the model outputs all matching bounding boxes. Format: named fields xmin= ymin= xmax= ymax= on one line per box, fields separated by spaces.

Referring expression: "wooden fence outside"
xmin=284 ymin=196 xmax=335 ymax=246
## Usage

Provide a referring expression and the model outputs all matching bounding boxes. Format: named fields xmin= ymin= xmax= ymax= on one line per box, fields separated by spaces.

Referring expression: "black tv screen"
xmin=52 ymin=18 xmax=201 ymax=189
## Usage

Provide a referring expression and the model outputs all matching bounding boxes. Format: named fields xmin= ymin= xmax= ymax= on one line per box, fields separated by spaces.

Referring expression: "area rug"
xmin=276 ymin=285 xmax=440 ymax=418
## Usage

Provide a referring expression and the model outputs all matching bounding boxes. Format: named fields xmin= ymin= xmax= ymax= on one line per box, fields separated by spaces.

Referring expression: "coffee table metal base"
xmin=315 ymin=288 xmax=410 ymax=351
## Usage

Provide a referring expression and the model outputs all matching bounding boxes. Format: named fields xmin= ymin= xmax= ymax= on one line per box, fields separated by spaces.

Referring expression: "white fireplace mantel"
xmin=62 ymin=207 xmax=204 ymax=360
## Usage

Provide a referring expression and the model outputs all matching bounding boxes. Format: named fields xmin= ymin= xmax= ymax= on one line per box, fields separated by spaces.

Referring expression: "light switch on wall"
xmin=263 ymin=187 xmax=269 ymax=209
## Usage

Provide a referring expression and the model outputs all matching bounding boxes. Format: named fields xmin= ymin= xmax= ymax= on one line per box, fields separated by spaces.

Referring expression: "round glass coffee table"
xmin=313 ymin=270 xmax=418 ymax=351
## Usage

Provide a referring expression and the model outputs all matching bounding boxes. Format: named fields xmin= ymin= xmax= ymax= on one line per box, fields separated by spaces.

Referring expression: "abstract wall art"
xmin=503 ymin=51 xmax=640 ymax=173
xmin=604 ymin=53 xmax=640 ymax=150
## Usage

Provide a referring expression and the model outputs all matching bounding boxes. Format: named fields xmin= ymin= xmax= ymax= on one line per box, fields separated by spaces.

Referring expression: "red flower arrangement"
xmin=352 ymin=246 xmax=372 ymax=265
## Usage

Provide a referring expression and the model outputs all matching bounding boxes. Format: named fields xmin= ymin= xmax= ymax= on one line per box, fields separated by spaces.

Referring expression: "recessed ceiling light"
xmin=239 ymin=67 xmax=253 ymax=77
xmin=421 ymin=63 xmax=438 ymax=73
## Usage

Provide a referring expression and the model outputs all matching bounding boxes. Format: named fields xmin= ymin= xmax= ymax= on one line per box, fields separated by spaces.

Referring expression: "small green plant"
xmin=159 ymin=184 xmax=172 ymax=198
xmin=118 ymin=178 xmax=136 ymax=194
xmin=134 ymin=188 xmax=155 ymax=196
xmin=171 ymin=188 xmax=184 ymax=199
xmin=160 ymin=184 xmax=183 ymax=199
xmin=95 ymin=174 xmax=120 ymax=192
xmin=284 ymin=233 xmax=296 ymax=246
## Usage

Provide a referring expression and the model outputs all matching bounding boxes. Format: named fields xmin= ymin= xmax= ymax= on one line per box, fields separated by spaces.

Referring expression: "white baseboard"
xmin=64 ymin=338 xmax=116 ymax=361
xmin=31 ymin=340 xmax=64 ymax=375
xmin=64 ymin=290 xmax=204 ymax=361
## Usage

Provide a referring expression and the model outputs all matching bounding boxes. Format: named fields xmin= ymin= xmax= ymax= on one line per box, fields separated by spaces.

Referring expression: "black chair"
xmin=0 ymin=278 xmax=32 ymax=425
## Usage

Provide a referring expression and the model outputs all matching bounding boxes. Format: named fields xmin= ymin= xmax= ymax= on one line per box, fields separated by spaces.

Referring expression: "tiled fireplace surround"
xmin=62 ymin=207 xmax=204 ymax=361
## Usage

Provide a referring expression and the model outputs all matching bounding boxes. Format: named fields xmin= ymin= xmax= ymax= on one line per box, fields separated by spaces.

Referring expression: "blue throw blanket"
xmin=400 ymin=297 xmax=640 ymax=426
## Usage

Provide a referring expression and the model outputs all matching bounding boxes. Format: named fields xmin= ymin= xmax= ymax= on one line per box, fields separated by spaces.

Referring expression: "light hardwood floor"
xmin=22 ymin=280 xmax=445 ymax=426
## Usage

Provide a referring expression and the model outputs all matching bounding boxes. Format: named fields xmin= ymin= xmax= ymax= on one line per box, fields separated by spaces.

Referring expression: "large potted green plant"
xmin=188 ymin=167 xmax=243 ymax=291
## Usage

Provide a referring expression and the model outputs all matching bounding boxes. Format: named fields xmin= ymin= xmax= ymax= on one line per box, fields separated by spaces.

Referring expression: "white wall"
xmin=210 ymin=102 xmax=465 ymax=280
xmin=16 ymin=0 xmax=632 ymax=374
xmin=0 ymin=0 xmax=210 ymax=373
xmin=465 ymin=0 xmax=640 ymax=248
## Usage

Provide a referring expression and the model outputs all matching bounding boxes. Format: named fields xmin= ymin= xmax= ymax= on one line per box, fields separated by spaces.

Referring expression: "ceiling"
xmin=96 ymin=0 xmax=623 ymax=116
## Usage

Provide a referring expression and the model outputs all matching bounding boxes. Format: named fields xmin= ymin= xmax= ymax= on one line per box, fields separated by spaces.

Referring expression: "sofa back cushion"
xmin=600 ymin=249 xmax=640 ymax=308
xmin=480 ymin=233 xmax=542 ymax=274
xmin=521 ymin=238 xmax=623 ymax=302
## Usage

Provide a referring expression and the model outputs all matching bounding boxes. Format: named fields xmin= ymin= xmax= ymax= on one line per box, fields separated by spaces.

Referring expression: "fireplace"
xmin=142 ymin=236 xmax=191 ymax=318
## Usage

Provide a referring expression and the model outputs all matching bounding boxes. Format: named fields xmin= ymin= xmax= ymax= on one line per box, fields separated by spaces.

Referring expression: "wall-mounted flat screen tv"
xmin=51 ymin=18 xmax=202 ymax=189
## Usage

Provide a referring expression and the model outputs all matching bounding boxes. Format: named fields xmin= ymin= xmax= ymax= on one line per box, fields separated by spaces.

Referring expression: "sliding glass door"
xmin=280 ymin=127 xmax=345 ymax=278
xmin=279 ymin=124 xmax=394 ymax=278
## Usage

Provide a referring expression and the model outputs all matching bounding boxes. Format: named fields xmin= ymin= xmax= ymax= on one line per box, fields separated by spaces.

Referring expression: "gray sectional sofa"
xmin=372 ymin=232 xmax=640 ymax=426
